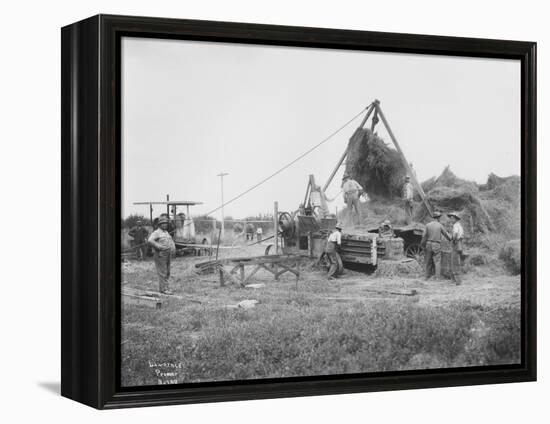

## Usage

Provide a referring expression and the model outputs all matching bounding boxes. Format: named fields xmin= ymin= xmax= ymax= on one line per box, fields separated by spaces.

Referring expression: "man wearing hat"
xmin=420 ymin=211 xmax=451 ymax=280
xmin=128 ymin=219 xmax=149 ymax=261
xmin=325 ymin=223 xmax=343 ymax=279
xmin=402 ymin=175 xmax=414 ymax=219
xmin=448 ymin=212 xmax=465 ymax=284
xmin=147 ymin=216 xmax=176 ymax=294
xmin=341 ymin=174 xmax=364 ymax=225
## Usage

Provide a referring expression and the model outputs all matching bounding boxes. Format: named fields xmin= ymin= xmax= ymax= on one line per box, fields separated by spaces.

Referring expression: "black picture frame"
xmin=61 ymin=14 xmax=537 ymax=409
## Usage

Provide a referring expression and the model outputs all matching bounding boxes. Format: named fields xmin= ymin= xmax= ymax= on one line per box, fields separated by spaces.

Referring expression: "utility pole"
xmin=217 ymin=172 xmax=229 ymax=240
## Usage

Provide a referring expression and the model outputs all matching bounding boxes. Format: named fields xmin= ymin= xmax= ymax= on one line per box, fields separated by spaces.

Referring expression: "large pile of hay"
xmin=419 ymin=167 xmax=520 ymax=238
xmin=344 ymin=128 xmax=520 ymax=241
xmin=416 ymin=166 xmax=496 ymax=235
xmin=345 ymin=128 xmax=408 ymax=199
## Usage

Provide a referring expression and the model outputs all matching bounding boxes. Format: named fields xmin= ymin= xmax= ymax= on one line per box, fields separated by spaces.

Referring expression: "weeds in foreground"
xmin=121 ymin=299 xmax=520 ymax=386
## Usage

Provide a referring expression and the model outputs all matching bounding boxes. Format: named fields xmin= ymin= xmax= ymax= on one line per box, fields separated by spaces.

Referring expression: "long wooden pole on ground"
xmin=374 ymin=102 xmax=433 ymax=217
xmin=322 ymin=103 xmax=376 ymax=192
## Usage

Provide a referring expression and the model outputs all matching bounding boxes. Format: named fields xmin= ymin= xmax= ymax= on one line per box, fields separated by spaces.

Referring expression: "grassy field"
xmin=121 ymin=246 xmax=521 ymax=387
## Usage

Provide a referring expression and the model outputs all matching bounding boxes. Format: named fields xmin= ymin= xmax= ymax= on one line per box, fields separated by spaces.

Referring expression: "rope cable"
xmin=202 ymin=106 xmax=369 ymax=217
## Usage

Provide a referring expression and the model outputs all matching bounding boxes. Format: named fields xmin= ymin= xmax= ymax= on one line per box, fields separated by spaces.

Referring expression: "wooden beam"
xmin=123 ymin=292 xmax=162 ymax=309
xmin=273 ymin=201 xmax=279 ymax=254
xmin=322 ymin=103 xmax=375 ymax=192
xmin=375 ymin=102 xmax=434 ymax=217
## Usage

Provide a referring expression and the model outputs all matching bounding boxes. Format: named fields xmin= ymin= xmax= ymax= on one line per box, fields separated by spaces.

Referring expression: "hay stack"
xmin=342 ymin=128 xmax=519 ymax=241
xmin=345 ymin=128 xmax=408 ymax=199
xmin=416 ymin=167 xmax=496 ymax=234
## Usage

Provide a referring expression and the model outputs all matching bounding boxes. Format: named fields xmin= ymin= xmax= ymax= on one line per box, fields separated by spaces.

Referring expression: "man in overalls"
xmin=147 ymin=216 xmax=176 ymax=294
xmin=325 ymin=223 xmax=343 ymax=279
xmin=448 ymin=212 xmax=465 ymax=285
xmin=420 ymin=211 xmax=450 ymax=280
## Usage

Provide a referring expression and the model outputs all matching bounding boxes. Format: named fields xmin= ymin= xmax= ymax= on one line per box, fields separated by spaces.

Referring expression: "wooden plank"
xmin=123 ymin=292 xmax=162 ymax=309
xmin=239 ymin=264 xmax=245 ymax=283
xmin=195 ymin=253 xmax=307 ymax=269
xmin=276 ymin=262 xmax=300 ymax=278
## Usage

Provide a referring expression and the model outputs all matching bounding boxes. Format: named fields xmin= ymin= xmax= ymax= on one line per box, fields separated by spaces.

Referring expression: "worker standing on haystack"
xmin=420 ymin=211 xmax=451 ymax=281
xmin=147 ymin=216 xmax=176 ymax=295
xmin=325 ymin=223 xmax=343 ymax=280
xmin=448 ymin=212 xmax=464 ymax=285
xmin=128 ymin=219 xmax=149 ymax=260
xmin=402 ymin=175 xmax=414 ymax=219
xmin=342 ymin=174 xmax=364 ymax=225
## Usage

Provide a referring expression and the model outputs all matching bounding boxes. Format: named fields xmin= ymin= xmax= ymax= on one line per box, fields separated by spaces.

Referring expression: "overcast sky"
xmin=122 ymin=37 xmax=520 ymax=220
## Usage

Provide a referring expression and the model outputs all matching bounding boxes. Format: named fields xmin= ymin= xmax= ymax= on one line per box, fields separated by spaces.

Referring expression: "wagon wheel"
xmin=406 ymin=243 xmax=424 ymax=263
xmin=264 ymin=244 xmax=274 ymax=256
xmin=278 ymin=211 xmax=295 ymax=238
xmin=318 ymin=252 xmax=330 ymax=270
xmin=318 ymin=252 xmax=344 ymax=275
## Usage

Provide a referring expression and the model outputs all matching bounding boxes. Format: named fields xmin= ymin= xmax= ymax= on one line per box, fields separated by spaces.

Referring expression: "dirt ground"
xmin=121 ymin=243 xmax=521 ymax=387
xmin=123 ymin=243 xmax=519 ymax=309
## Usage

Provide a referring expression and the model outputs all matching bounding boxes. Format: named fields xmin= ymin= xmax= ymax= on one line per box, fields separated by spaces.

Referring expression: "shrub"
xmin=122 ymin=214 xmax=150 ymax=229
xmin=499 ymin=239 xmax=521 ymax=275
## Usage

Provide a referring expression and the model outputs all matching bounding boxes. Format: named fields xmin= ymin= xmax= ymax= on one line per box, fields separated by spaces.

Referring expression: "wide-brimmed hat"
xmin=405 ymin=175 xmax=411 ymax=180
xmin=335 ymin=223 xmax=343 ymax=230
xmin=433 ymin=211 xmax=442 ymax=218
xmin=448 ymin=212 xmax=461 ymax=220
xmin=157 ymin=217 xmax=169 ymax=225
xmin=382 ymin=219 xmax=391 ymax=226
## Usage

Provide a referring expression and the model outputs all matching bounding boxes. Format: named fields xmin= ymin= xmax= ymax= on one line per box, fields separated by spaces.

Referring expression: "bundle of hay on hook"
xmin=345 ymin=128 xmax=408 ymax=200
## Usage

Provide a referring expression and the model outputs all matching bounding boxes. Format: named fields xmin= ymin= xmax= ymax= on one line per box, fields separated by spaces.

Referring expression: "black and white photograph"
xmin=120 ymin=36 xmax=522 ymax=387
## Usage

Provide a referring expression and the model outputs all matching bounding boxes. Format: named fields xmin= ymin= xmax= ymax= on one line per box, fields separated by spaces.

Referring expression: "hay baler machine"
xmin=274 ymin=176 xmax=416 ymax=268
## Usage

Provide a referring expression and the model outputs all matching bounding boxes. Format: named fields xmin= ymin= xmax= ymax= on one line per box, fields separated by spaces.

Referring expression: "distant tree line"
xmin=122 ymin=214 xmax=151 ymax=229
xmin=122 ymin=212 xmax=275 ymax=235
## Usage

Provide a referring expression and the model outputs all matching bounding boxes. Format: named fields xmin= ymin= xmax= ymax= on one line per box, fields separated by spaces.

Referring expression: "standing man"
xmin=448 ymin=212 xmax=464 ymax=285
xmin=402 ymin=175 xmax=414 ymax=219
xmin=342 ymin=174 xmax=364 ymax=225
xmin=256 ymin=226 xmax=263 ymax=243
xmin=245 ymin=222 xmax=255 ymax=241
xmin=325 ymin=223 xmax=343 ymax=279
xmin=128 ymin=219 xmax=149 ymax=260
xmin=420 ymin=211 xmax=450 ymax=281
xmin=147 ymin=216 xmax=176 ymax=295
